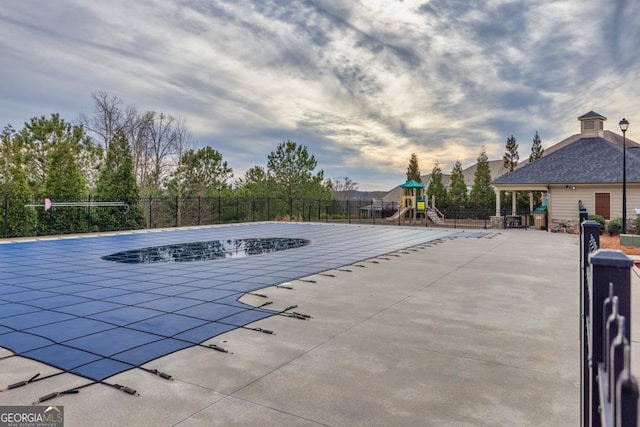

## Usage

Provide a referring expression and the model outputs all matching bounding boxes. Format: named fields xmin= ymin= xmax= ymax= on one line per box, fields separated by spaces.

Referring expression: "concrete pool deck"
xmin=0 ymin=228 xmax=637 ymax=426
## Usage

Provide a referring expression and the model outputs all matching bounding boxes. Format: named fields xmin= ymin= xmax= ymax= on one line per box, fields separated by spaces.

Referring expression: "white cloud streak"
xmin=1 ymin=0 xmax=639 ymax=190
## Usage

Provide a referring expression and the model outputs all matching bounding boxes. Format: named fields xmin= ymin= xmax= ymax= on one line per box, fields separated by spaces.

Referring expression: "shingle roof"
xmin=578 ymin=111 xmax=607 ymax=121
xmin=492 ymin=136 xmax=640 ymax=185
xmin=463 ymin=159 xmax=510 ymax=184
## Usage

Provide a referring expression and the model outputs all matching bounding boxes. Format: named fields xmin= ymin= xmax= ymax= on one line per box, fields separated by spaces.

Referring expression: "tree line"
xmin=1 ymin=90 xmax=544 ymax=234
xmin=405 ymin=131 xmax=544 ymax=216
xmin=0 ymin=92 xmax=334 ymax=234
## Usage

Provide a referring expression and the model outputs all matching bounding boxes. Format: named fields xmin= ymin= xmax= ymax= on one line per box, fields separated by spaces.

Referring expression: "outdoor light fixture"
xmin=620 ymin=118 xmax=629 ymax=233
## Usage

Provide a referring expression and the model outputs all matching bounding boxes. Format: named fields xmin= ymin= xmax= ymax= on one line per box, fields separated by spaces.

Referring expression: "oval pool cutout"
xmin=102 ymin=238 xmax=310 ymax=263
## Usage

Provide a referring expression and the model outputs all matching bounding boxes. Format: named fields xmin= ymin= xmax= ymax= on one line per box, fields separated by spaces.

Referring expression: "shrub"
xmin=588 ymin=214 xmax=605 ymax=232
xmin=636 ymin=217 xmax=640 ymax=235
xmin=607 ymin=218 xmax=623 ymax=236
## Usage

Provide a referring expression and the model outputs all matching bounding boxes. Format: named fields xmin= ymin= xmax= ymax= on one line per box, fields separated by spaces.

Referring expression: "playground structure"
xmin=386 ymin=180 xmax=445 ymax=225
xmin=386 ymin=180 xmax=425 ymax=223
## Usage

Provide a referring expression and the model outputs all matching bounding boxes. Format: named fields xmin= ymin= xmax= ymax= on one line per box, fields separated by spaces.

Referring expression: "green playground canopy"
xmin=400 ymin=180 xmax=425 ymax=188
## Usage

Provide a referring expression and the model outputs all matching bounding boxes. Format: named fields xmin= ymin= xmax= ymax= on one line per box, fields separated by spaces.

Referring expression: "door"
xmin=594 ymin=192 xmax=610 ymax=219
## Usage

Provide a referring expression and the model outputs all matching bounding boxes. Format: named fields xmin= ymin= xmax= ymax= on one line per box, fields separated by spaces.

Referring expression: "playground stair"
xmin=426 ymin=208 xmax=444 ymax=225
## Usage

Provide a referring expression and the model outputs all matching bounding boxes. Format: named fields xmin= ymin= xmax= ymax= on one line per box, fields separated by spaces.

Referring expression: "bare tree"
xmin=80 ymin=92 xmax=195 ymax=197
xmin=143 ymin=112 xmax=178 ymax=194
xmin=123 ymin=108 xmax=153 ymax=188
xmin=331 ymin=176 xmax=358 ymax=201
xmin=166 ymin=118 xmax=194 ymax=223
xmin=79 ymin=91 xmax=125 ymax=151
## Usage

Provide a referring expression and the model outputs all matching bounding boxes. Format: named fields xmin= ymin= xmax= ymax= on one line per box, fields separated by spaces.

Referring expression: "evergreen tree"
xmin=267 ymin=140 xmax=330 ymax=200
xmin=94 ymin=129 xmax=145 ymax=231
xmin=448 ymin=160 xmax=467 ymax=207
xmin=266 ymin=140 xmax=332 ymax=218
xmin=0 ymin=125 xmax=29 ymax=194
xmin=426 ymin=161 xmax=447 ymax=207
xmin=529 ymin=131 xmax=544 ymax=163
xmin=42 ymin=139 xmax=88 ymax=234
xmin=469 ymin=146 xmax=495 ymax=213
xmin=405 ymin=153 xmax=421 ymax=182
xmin=503 ymin=135 xmax=519 ymax=172
xmin=235 ymin=166 xmax=270 ymax=198
xmin=15 ymin=114 xmax=100 ymax=194
xmin=168 ymin=146 xmax=233 ymax=198
xmin=0 ymin=125 xmax=33 ymax=236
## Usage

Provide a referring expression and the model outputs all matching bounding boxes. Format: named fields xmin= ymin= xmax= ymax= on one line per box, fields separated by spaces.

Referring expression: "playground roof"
xmin=400 ymin=180 xmax=424 ymax=188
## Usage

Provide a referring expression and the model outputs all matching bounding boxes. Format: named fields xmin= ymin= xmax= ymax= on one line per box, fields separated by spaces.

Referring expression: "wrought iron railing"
xmin=580 ymin=202 xmax=638 ymax=426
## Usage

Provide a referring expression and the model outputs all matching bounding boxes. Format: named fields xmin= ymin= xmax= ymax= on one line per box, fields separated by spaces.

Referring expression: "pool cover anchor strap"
xmin=280 ymin=312 xmax=311 ymax=320
xmin=251 ymin=327 xmax=274 ymax=335
xmin=291 ymin=312 xmax=312 ymax=319
xmin=146 ymin=369 xmax=173 ymax=381
xmin=3 ymin=372 xmax=65 ymax=392
xmin=33 ymin=380 xmax=139 ymax=405
xmin=6 ymin=373 xmax=40 ymax=390
xmin=270 ymin=304 xmax=311 ymax=321
xmin=207 ymin=344 xmax=232 ymax=354
xmin=113 ymin=383 xmax=139 ymax=396
xmin=248 ymin=292 xmax=268 ymax=298
xmin=34 ymin=389 xmax=80 ymax=404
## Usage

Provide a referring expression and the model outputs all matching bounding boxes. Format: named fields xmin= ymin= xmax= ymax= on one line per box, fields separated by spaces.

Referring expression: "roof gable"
xmin=578 ymin=111 xmax=607 ymax=121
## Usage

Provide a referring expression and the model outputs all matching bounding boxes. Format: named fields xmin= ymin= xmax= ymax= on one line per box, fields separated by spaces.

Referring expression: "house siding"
xmin=548 ymin=184 xmax=640 ymax=229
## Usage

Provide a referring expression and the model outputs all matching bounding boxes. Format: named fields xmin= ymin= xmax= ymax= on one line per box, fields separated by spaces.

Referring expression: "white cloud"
xmin=1 ymin=0 xmax=639 ymax=190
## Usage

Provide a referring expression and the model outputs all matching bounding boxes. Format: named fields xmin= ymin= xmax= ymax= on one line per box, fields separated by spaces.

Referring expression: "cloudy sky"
xmin=2 ymin=0 xmax=639 ymax=190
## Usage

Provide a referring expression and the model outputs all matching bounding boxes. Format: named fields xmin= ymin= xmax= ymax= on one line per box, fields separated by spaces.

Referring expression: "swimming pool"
xmin=0 ymin=223 xmax=487 ymax=382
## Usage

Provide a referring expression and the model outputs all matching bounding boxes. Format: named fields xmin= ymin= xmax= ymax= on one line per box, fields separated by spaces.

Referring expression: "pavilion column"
xmin=495 ymin=189 xmax=501 ymax=216
xmin=529 ymin=192 xmax=534 ymax=211
xmin=511 ymin=191 xmax=517 ymax=216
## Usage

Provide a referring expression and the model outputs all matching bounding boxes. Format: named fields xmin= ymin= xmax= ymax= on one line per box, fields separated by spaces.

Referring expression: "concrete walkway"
xmin=0 ymin=229 xmax=605 ymax=426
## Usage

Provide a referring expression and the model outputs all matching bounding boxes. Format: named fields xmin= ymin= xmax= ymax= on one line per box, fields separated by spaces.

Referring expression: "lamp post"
xmin=619 ymin=118 xmax=629 ymax=234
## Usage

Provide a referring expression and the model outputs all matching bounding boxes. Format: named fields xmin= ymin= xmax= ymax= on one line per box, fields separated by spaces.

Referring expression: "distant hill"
xmin=333 ymin=190 xmax=388 ymax=200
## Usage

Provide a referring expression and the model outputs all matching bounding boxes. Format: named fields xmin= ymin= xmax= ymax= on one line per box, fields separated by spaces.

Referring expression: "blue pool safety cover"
xmin=0 ymin=223 xmax=487 ymax=381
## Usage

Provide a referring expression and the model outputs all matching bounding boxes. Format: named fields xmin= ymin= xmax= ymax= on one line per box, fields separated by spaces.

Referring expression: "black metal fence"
xmin=1 ymin=195 xmax=495 ymax=238
xmin=580 ymin=205 xmax=638 ymax=426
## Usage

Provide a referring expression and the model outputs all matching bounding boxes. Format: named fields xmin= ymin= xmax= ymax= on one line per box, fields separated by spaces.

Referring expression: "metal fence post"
xmin=3 ymin=193 xmax=8 ymax=238
xmin=198 ymin=196 xmax=201 ymax=226
xmin=589 ymin=249 xmax=632 ymax=427
xmin=590 ymin=251 xmax=631 ymax=365
xmin=581 ymin=220 xmax=600 ymax=427
xmin=148 ymin=196 xmax=153 ymax=229
xmin=87 ymin=194 xmax=92 ymax=233
xmin=217 ymin=196 xmax=221 ymax=224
